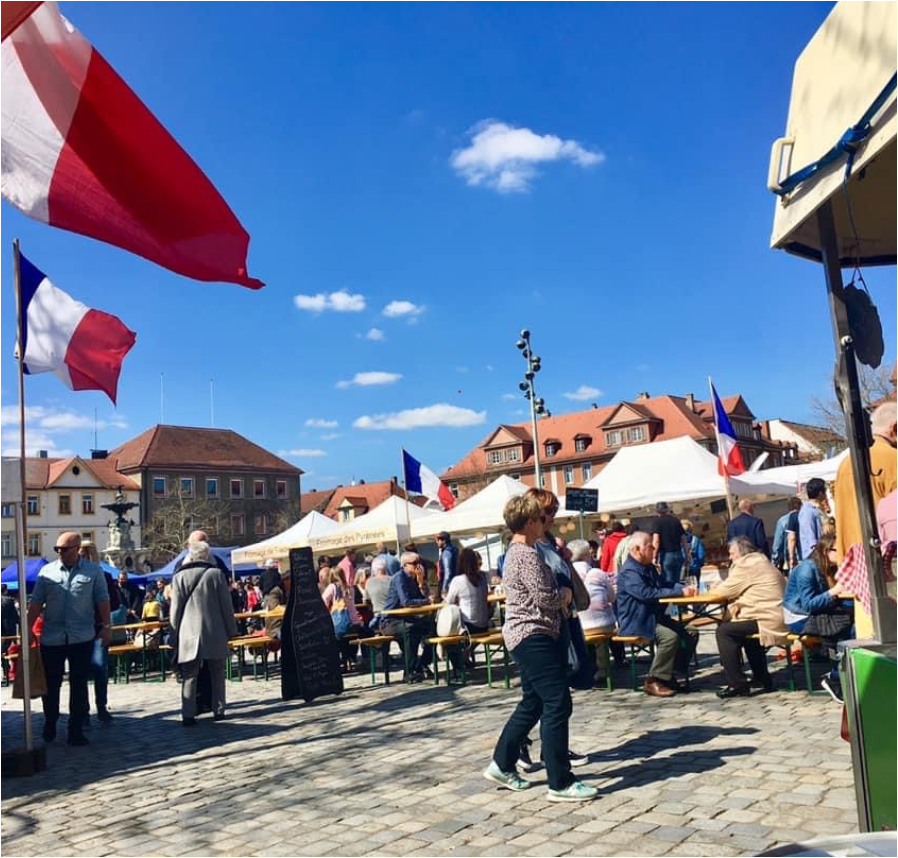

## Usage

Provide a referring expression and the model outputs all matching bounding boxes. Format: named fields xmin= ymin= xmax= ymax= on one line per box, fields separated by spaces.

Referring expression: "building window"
xmin=449 ymin=482 xmax=459 ymax=499
xmin=487 ymin=450 xmax=504 ymax=465
xmin=1 ymin=503 xmax=14 ymax=518
xmin=230 ymin=479 xmax=243 ymax=499
xmin=180 ymin=477 xmax=194 ymax=498
xmin=153 ymin=477 xmax=166 ymax=499
xmin=27 ymin=496 xmax=39 ymax=516
xmin=255 ymin=513 xmax=271 ymax=536
xmin=253 ymin=479 xmax=266 ymax=499
xmin=582 ymin=463 xmax=592 ymax=482
xmin=81 ymin=531 xmax=94 ymax=544
xmin=58 ymin=494 xmax=72 ymax=515
xmin=340 ymin=509 xmax=353 ymax=522
xmin=230 ymin=514 xmax=245 ymax=536
xmin=206 ymin=478 xmax=218 ymax=498
xmin=734 ymin=420 xmax=753 ymax=440
xmin=27 ymin=533 xmax=41 ymax=556
xmin=1 ymin=532 xmax=13 ymax=557
xmin=605 ymin=431 xmax=623 ymax=448
xmin=506 ymin=448 xmax=521 ymax=463
xmin=575 ymin=436 xmax=591 ymax=453
xmin=545 ymin=442 xmax=560 ymax=457
xmin=510 ymin=473 xmax=521 ymax=481
xmin=82 ymin=494 xmax=94 ymax=515
xmin=539 ymin=472 xmax=546 ymax=488
xmin=628 ymin=426 xmax=646 ymax=443
xmin=276 ymin=480 xmax=287 ymax=499
xmin=564 ymin=465 xmax=574 ymax=485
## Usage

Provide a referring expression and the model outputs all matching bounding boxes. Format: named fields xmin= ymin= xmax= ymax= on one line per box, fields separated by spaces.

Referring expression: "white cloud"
xmin=383 ymin=300 xmax=425 ymax=319
xmin=0 ymin=405 xmax=127 ymax=434
xmin=305 ymin=418 xmax=338 ymax=428
xmin=501 ymin=393 xmax=518 ymax=401
xmin=293 ymin=290 xmax=366 ymax=313
xmin=278 ymin=448 xmax=328 ymax=458
xmin=363 ymin=327 xmax=385 ymax=341
xmin=336 ymin=371 xmax=402 ymax=389
xmin=353 ymin=403 xmax=487 ymax=431
xmin=321 ymin=433 xmax=343 ymax=441
xmin=1 ymin=429 xmax=76 ymax=458
xmin=450 ymin=120 xmax=604 ymax=193
xmin=563 ymin=385 xmax=603 ymax=401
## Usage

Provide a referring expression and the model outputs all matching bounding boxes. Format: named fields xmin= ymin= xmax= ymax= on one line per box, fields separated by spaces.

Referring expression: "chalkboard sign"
xmin=710 ymin=499 xmax=728 ymax=515
xmin=281 ymin=547 xmax=344 ymax=703
xmin=565 ymin=488 xmax=599 ymax=513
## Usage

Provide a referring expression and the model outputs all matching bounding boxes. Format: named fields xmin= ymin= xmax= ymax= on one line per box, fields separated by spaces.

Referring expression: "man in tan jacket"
xmin=712 ymin=537 xmax=788 ymax=699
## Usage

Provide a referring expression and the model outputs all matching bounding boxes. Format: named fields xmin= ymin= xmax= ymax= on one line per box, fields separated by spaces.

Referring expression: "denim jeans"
xmin=41 ymin=640 xmax=93 ymax=737
xmin=660 ymin=551 xmax=684 ymax=583
xmin=89 ymin=637 xmax=109 ymax=711
xmin=493 ymin=634 xmax=573 ymax=791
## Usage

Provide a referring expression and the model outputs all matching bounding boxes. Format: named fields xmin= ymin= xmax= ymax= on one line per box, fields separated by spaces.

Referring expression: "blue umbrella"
xmin=1 ymin=558 xmax=50 ymax=588
xmin=150 ymin=546 xmax=257 ymax=580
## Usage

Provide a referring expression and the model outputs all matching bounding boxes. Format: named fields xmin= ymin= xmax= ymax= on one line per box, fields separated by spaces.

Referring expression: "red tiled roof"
xmin=301 ymin=488 xmax=336 ymax=515
xmin=441 ymin=394 xmax=746 ymax=480
xmin=23 ymin=457 xmax=139 ymax=490
xmin=110 ymin=425 xmax=302 ymax=475
xmin=322 ymin=479 xmax=406 ymax=520
xmin=776 ymin=420 xmax=844 ymax=451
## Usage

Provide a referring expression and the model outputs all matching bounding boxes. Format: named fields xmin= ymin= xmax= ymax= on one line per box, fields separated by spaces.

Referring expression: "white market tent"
xmin=732 ymin=449 xmax=849 ymax=496
xmin=411 ymin=474 xmax=579 ymax=540
xmin=307 ymin=495 xmax=436 ymax=554
xmin=231 ymin=510 xmax=341 ymax=565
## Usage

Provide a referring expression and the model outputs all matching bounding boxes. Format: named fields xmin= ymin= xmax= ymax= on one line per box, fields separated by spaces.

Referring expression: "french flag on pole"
xmin=19 ymin=251 xmax=136 ymax=404
xmin=402 ymin=449 xmax=456 ymax=511
xmin=1 ymin=2 xmax=263 ymax=289
xmin=709 ymin=381 xmax=745 ymax=477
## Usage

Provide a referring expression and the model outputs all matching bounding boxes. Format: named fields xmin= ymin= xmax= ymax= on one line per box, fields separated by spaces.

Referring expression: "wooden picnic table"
xmin=659 ymin=592 xmax=729 ymax=624
xmin=381 ymin=602 xmax=444 ymax=618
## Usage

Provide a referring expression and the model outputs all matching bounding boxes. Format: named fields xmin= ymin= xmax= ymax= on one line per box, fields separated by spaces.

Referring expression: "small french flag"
xmin=19 ymin=252 xmax=136 ymax=404
xmin=402 ymin=449 xmax=456 ymax=510
xmin=709 ymin=381 xmax=745 ymax=477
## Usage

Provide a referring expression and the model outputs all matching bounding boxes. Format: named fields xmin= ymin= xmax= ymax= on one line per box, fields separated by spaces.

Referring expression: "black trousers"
xmin=715 ymin=619 xmax=771 ymax=687
xmin=493 ymin=634 xmax=573 ymax=791
xmin=381 ymin=617 xmax=435 ymax=673
xmin=41 ymin=640 xmax=93 ymax=737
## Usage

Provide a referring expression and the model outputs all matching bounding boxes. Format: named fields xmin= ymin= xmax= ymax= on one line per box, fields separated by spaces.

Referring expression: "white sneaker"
xmin=547 ymin=780 xmax=599 ymax=802
xmin=483 ymin=761 xmax=532 ymax=791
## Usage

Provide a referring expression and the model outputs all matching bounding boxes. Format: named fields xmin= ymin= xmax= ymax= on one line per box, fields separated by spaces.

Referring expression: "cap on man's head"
xmin=656 ymin=502 xmax=671 ymax=514
xmin=263 ymin=558 xmax=278 ymax=568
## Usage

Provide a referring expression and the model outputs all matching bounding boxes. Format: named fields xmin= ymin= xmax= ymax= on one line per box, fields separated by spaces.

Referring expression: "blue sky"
xmin=2 ymin=2 xmax=894 ymax=488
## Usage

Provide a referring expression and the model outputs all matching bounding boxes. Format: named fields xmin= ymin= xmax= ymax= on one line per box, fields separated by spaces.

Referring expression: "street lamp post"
xmin=516 ymin=329 xmax=550 ymax=487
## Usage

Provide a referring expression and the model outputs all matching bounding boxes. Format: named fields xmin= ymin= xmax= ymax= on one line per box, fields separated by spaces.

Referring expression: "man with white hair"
xmin=833 ymin=401 xmax=898 ymax=637
xmin=365 ymin=556 xmax=392 ymax=629
xmin=170 ymin=540 xmax=238 ymax=725
xmin=173 ymin=529 xmax=232 ymax=583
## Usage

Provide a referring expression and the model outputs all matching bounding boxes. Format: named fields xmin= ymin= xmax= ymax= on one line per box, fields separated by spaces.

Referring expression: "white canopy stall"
xmin=231 ymin=510 xmax=340 ymax=565
xmin=307 ymin=495 xmax=436 ymax=554
xmin=733 ymin=449 xmax=849 ymax=496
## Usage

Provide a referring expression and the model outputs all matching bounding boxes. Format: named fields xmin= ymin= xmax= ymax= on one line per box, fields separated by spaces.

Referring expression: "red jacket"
xmin=600 ymin=532 xmax=626 ymax=572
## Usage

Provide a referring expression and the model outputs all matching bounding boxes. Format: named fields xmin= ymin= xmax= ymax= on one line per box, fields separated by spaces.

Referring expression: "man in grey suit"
xmin=170 ymin=541 xmax=238 ymax=726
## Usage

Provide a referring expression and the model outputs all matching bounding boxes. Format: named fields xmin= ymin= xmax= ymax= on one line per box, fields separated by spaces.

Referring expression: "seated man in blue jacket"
xmin=380 ymin=551 xmax=435 ymax=683
xmin=617 ymin=531 xmax=698 ymax=698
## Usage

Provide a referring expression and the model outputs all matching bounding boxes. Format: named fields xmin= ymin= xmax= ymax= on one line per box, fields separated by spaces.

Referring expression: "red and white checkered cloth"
xmin=835 ymin=544 xmax=870 ymax=617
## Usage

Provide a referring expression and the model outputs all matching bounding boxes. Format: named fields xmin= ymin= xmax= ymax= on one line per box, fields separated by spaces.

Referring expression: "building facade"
xmin=1 ymin=454 xmax=141 ymax=569
xmin=762 ymin=419 xmax=845 ymax=461
xmin=108 ymin=425 xmax=302 ymax=562
xmin=442 ymin=392 xmax=799 ymax=502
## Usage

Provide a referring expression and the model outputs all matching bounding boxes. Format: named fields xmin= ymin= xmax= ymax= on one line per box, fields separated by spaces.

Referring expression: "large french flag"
xmin=1 ymin=2 xmax=263 ymax=289
xmin=710 ymin=381 xmax=745 ymax=477
xmin=403 ymin=449 xmax=456 ymax=511
xmin=19 ymin=251 xmax=136 ymax=404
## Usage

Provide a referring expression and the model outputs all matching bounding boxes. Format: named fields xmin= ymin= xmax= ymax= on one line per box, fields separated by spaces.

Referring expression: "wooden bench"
xmin=358 ymin=635 xmax=396 ymax=685
xmin=470 ymin=631 xmax=510 ymax=689
xmin=612 ymin=636 xmax=654 ymax=691
xmin=747 ymin=633 xmax=824 ymax=694
xmin=228 ymin=636 xmax=274 ymax=681
xmin=426 ymin=634 xmax=469 ymax=686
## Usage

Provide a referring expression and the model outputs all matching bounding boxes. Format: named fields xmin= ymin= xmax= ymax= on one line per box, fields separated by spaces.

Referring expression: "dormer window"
xmin=575 ymin=435 xmax=591 ymax=453
xmin=605 ymin=430 xmax=623 ymax=448
xmin=487 ymin=450 xmax=504 ymax=465
xmin=545 ymin=442 xmax=560 ymax=458
xmin=627 ymin=426 xmax=646 ymax=442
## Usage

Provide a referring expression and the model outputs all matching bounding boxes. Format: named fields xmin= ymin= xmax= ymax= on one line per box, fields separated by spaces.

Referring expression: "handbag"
xmin=13 ymin=646 xmax=48 ymax=699
xmin=570 ymin=567 xmax=591 ymax=612
xmin=330 ymin=585 xmax=352 ymax=637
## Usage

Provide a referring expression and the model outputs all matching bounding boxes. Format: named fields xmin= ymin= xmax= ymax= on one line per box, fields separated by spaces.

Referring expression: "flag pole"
xmin=399 ymin=447 xmax=412 ymax=551
xmin=708 ymin=377 xmax=736 ymax=520
xmin=13 ymin=239 xmax=34 ymax=753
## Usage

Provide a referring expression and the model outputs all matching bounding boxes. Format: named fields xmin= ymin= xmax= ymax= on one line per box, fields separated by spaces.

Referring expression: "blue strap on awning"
xmin=773 ymin=72 xmax=897 ymax=197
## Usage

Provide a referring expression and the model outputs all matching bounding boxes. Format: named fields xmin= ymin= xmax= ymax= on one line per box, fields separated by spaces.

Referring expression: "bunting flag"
xmin=19 ymin=251 xmax=136 ymax=403
xmin=1 ymin=2 xmax=263 ymax=289
xmin=403 ymin=449 xmax=456 ymax=510
xmin=709 ymin=380 xmax=745 ymax=477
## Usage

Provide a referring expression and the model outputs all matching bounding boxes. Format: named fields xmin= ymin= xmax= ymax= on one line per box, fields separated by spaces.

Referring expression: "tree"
xmin=810 ymin=362 xmax=895 ymax=436
xmin=141 ymin=492 xmax=235 ymax=565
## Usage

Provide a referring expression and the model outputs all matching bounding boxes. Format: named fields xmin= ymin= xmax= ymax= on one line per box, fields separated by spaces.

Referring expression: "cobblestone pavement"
xmin=2 ymin=640 xmax=857 ymax=857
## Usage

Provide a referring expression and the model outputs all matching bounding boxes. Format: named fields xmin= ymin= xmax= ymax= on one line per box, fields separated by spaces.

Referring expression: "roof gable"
xmin=601 ymin=402 xmax=659 ymax=428
xmin=483 ymin=425 xmax=530 ymax=447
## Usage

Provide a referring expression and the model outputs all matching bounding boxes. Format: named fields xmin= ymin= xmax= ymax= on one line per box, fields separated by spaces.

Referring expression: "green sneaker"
xmin=546 ymin=780 xmax=599 ymax=802
xmin=483 ymin=761 xmax=532 ymax=791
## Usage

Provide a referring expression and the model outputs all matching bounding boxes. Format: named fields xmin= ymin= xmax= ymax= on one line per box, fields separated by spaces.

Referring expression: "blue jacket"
xmin=383 ymin=570 xmax=429 ymax=611
xmin=686 ymin=534 xmax=705 ymax=575
xmin=771 ymin=512 xmax=791 ymax=567
xmin=783 ymin=559 xmax=834 ymax=619
xmin=616 ymin=555 xmax=684 ymax=639
xmin=438 ymin=542 xmax=458 ymax=593
xmin=727 ymin=513 xmax=770 ymax=558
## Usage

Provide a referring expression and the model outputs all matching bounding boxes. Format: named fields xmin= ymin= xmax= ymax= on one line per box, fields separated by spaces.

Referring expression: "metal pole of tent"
xmin=817 ymin=200 xmax=896 ymax=644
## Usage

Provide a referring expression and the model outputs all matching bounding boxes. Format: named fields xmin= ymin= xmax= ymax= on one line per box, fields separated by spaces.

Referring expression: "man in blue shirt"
xmin=381 ymin=551 xmax=434 ymax=682
xmin=436 ymin=531 xmax=459 ymax=596
xmin=28 ymin=532 xmax=110 ymax=746
xmin=798 ymin=478 xmax=828 ymax=559
xmin=772 ymin=497 xmax=802 ymax=572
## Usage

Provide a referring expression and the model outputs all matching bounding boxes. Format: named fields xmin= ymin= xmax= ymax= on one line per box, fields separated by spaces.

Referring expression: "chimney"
xmin=91 ymin=449 xmax=108 ymax=459
xmin=685 ymin=393 xmax=695 ymax=412
xmin=38 ymin=449 xmax=48 ymax=458
xmin=636 ymin=391 xmax=650 ymax=401
xmin=592 ymin=403 xmax=598 ymax=409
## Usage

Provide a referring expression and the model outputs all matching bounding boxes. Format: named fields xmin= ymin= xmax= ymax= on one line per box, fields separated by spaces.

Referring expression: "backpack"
xmin=330 ymin=585 xmax=352 ymax=637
